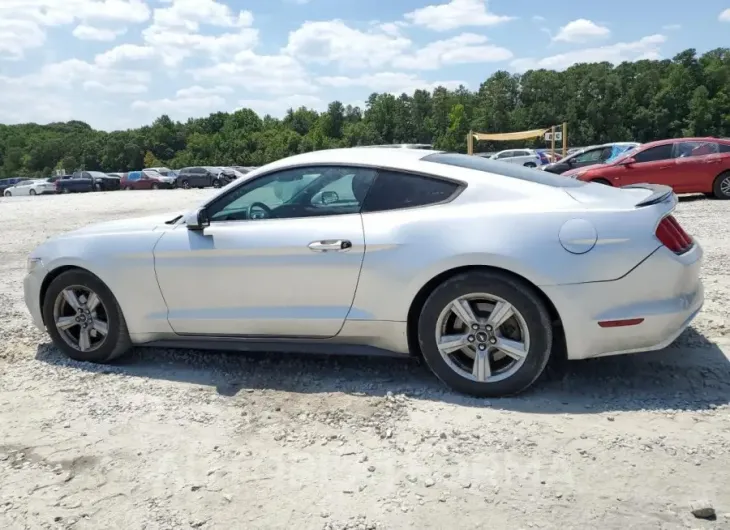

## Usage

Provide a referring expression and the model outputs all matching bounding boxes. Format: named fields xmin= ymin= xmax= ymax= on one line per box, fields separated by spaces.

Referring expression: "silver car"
xmin=23 ymin=148 xmax=704 ymax=396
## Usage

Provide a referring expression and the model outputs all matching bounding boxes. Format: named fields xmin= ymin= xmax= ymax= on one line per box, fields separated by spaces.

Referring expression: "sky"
xmin=1 ymin=0 xmax=729 ymax=131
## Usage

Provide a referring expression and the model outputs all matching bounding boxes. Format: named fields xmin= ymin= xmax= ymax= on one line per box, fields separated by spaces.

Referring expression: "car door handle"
xmin=658 ymin=165 xmax=673 ymax=170
xmin=308 ymin=240 xmax=352 ymax=252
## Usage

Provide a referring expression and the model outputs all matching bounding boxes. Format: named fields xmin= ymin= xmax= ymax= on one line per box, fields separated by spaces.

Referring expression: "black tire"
xmin=712 ymin=171 xmax=730 ymax=200
xmin=124 ymin=186 xmax=132 ymax=191
xmin=29 ymin=189 xmax=37 ymax=196
xmin=4 ymin=191 xmax=11 ymax=197
xmin=42 ymin=270 xmax=132 ymax=363
xmin=152 ymin=183 xmax=160 ymax=190
xmin=212 ymin=179 xmax=222 ymax=188
xmin=591 ymin=178 xmax=611 ymax=186
xmin=62 ymin=188 xmax=70 ymax=194
xmin=524 ymin=162 xmax=537 ymax=168
xmin=181 ymin=180 xmax=190 ymax=190
xmin=94 ymin=183 xmax=102 ymax=191
xmin=417 ymin=271 xmax=553 ymax=397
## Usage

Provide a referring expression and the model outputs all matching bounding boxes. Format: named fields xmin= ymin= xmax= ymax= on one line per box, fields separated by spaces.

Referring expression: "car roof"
xmin=638 ymin=137 xmax=728 ymax=149
xmin=261 ymin=147 xmax=442 ymax=170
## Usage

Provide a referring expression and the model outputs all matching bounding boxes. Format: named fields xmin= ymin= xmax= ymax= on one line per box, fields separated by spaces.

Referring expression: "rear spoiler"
xmin=621 ymin=183 xmax=676 ymax=208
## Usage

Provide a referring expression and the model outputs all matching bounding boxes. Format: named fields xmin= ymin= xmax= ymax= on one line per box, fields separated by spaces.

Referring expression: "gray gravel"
xmin=1 ymin=190 xmax=729 ymax=529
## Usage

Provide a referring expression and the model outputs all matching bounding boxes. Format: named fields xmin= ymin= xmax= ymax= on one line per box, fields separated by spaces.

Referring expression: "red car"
xmin=120 ymin=169 xmax=174 ymax=190
xmin=563 ymin=137 xmax=730 ymax=199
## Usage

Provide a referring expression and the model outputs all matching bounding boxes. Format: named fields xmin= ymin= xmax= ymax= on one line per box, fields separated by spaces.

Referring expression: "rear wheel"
xmin=124 ymin=186 xmax=132 ymax=191
xmin=152 ymin=183 xmax=160 ymax=190
xmin=181 ymin=180 xmax=191 ymax=190
xmin=712 ymin=172 xmax=730 ymax=199
xmin=42 ymin=270 xmax=132 ymax=363
xmin=212 ymin=179 xmax=222 ymax=188
xmin=4 ymin=191 xmax=11 ymax=197
xmin=417 ymin=271 xmax=553 ymax=397
xmin=524 ymin=162 xmax=537 ymax=168
xmin=29 ymin=189 xmax=37 ymax=196
xmin=94 ymin=183 xmax=102 ymax=191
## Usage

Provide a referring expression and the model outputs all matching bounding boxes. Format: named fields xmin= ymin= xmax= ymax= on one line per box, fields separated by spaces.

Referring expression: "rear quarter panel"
xmin=351 ymin=180 xmax=665 ymax=322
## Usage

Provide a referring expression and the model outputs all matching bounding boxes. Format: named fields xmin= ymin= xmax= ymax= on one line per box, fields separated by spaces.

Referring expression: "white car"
xmin=3 ymin=179 xmax=56 ymax=197
xmin=485 ymin=149 xmax=547 ymax=168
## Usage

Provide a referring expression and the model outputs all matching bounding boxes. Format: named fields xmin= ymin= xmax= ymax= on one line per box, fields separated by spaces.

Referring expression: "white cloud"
xmin=190 ymin=51 xmax=314 ymax=94
xmin=0 ymin=0 xmax=151 ymax=58
xmin=720 ymin=9 xmax=730 ymax=22
xmin=553 ymin=19 xmax=610 ymax=43
xmin=176 ymin=85 xmax=233 ymax=98
xmin=237 ymin=95 xmax=327 ymax=116
xmin=138 ymin=0 xmax=258 ymax=66
xmin=95 ymin=44 xmax=156 ymax=66
xmin=83 ymin=80 xmax=147 ymax=94
xmin=319 ymin=72 xmax=467 ymax=94
xmin=284 ymin=20 xmax=412 ymax=68
xmin=72 ymin=24 xmax=127 ymax=41
xmin=132 ymin=94 xmax=228 ymax=118
xmin=511 ymin=34 xmax=666 ymax=72
xmin=393 ymin=33 xmax=512 ymax=70
xmin=404 ymin=0 xmax=514 ymax=32
xmin=662 ymin=24 xmax=681 ymax=31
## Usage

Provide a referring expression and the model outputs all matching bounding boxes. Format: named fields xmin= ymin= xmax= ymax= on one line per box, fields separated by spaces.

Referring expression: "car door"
xmin=672 ymin=140 xmax=721 ymax=193
xmin=153 ymin=165 xmax=377 ymax=337
xmin=613 ymin=143 xmax=676 ymax=187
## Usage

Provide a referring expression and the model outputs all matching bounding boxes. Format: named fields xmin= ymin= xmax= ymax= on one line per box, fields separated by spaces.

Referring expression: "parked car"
xmin=145 ymin=167 xmax=175 ymax=178
xmin=49 ymin=174 xmax=94 ymax=194
xmin=542 ymin=142 xmax=640 ymax=174
xmin=121 ymin=170 xmax=174 ymax=190
xmin=0 ymin=177 xmax=28 ymax=195
xmin=563 ymin=137 xmax=730 ymax=199
xmin=23 ymin=148 xmax=702 ymax=398
xmin=176 ymin=166 xmax=235 ymax=189
xmin=3 ymin=178 xmax=56 ymax=197
xmin=485 ymin=149 xmax=548 ymax=167
xmin=73 ymin=171 xmax=121 ymax=191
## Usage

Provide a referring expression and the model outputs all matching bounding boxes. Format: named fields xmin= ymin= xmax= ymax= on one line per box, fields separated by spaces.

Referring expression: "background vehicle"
xmin=0 ymin=177 xmax=27 ymax=194
xmin=3 ymin=178 xmax=55 ymax=196
xmin=564 ymin=137 xmax=730 ymax=198
xmin=121 ymin=170 xmax=173 ymax=190
xmin=73 ymin=171 xmax=121 ymax=191
xmin=145 ymin=167 xmax=175 ymax=178
xmin=484 ymin=149 xmax=547 ymax=167
xmin=542 ymin=142 xmax=640 ymax=174
xmin=176 ymin=166 xmax=235 ymax=189
xmin=356 ymin=143 xmax=433 ymax=149
xmin=49 ymin=174 xmax=93 ymax=194
xmin=24 ymin=148 xmax=702 ymax=398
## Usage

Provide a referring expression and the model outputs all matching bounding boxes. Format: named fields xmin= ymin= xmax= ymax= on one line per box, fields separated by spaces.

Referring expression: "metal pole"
xmin=550 ymin=125 xmax=556 ymax=160
xmin=562 ymin=122 xmax=568 ymax=157
xmin=468 ymin=130 xmax=474 ymax=155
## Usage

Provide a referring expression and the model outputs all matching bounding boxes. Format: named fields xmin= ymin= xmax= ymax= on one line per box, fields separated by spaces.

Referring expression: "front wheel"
xmin=4 ymin=191 xmax=11 ymax=197
xmin=524 ymin=162 xmax=537 ymax=168
xmin=152 ymin=183 xmax=160 ymax=190
xmin=212 ymin=179 xmax=222 ymax=188
xmin=417 ymin=271 xmax=553 ymax=397
xmin=181 ymin=180 xmax=191 ymax=190
xmin=42 ymin=270 xmax=132 ymax=363
xmin=29 ymin=189 xmax=37 ymax=196
xmin=712 ymin=172 xmax=730 ymax=199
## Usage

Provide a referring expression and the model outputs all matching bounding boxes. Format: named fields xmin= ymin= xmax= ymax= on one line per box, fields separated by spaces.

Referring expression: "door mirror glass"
xmin=320 ymin=190 xmax=339 ymax=205
xmin=186 ymin=207 xmax=210 ymax=230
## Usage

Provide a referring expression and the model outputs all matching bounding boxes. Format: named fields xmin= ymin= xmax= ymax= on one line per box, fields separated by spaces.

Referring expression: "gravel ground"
xmin=1 ymin=191 xmax=729 ymax=530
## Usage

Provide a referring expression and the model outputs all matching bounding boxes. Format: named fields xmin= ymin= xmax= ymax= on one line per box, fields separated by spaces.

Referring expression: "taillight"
xmin=655 ymin=215 xmax=693 ymax=254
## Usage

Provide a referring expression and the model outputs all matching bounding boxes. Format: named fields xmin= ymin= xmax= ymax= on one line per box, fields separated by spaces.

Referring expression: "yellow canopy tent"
xmin=467 ymin=124 xmax=567 ymax=157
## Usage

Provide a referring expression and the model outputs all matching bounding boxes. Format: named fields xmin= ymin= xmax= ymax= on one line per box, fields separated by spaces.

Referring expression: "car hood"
xmin=562 ymin=163 xmax=605 ymax=176
xmin=58 ymin=213 xmax=183 ymax=238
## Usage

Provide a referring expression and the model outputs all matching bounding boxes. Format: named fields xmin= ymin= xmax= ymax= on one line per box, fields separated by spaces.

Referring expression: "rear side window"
xmin=362 ymin=171 xmax=459 ymax=212
xmin=718 ymin=143 xmax=730 ymax=153
xmin=422 ymin=152 xmax=586 ymax=188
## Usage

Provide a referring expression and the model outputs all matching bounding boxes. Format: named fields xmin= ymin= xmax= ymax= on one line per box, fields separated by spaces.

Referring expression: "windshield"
xmin=153 ymin=167 xmax=173 ymax=176
xmin=422 ymin=152 xmax=586 ymax=188
xmin=87 ymin=171 xmax=109 ymax=178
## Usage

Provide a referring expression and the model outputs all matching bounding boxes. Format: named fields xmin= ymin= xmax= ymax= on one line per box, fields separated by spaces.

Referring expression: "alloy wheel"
xmin=435 ymin=293 xmax=530 ymax=383
xmin=52 ymin=286 xmax=110 ymax=353
xmin=721 ymin=175 xmax=730 ymax=197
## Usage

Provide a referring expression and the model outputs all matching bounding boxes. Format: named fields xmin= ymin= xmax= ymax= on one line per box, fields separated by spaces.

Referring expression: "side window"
xmin=634 ymin=144 xmax=674 ymax=163
xmin=515 ymin=150 xmax=530 ymax=157
xmin=574 ymin=149 xmax=602 ymax=163
xmin=719 ymin=143 xmax=730 ymax=153
xmin=128 ymin=172 xmax=140 ymax=181
xmin=362 ymin=171 xmax=460 ymax=213
xmin=674 ymin=141 xmax=718 ymax=158
xmin=207 ymin=166 xmax=376 ymax=222
xmin=497 ymin=151 xmax=513 ymax=159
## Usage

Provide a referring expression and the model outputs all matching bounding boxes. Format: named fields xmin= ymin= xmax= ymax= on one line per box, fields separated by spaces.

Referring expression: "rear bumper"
xmin=543 ymin=242 xmax=704 ymax=360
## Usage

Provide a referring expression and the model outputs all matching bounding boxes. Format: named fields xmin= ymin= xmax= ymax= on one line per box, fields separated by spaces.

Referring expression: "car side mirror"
xmin=186 ymin=207 xmax=210 ymax=231
xmin=321 ymin=191 xmax=339 ymax=205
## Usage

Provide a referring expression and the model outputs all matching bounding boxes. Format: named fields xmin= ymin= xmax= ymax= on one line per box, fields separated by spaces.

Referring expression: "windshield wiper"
xmin=165 ymin=214 xmax=183 ymax=225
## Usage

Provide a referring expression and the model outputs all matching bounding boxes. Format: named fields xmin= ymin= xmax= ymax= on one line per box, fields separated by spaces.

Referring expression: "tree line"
xmin=1 ymin=48 xmax=729 ymax=178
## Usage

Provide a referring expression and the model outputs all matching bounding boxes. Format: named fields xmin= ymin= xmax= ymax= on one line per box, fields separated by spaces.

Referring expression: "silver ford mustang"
xmin=23 ymin=148 xmax=704 ymax=397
